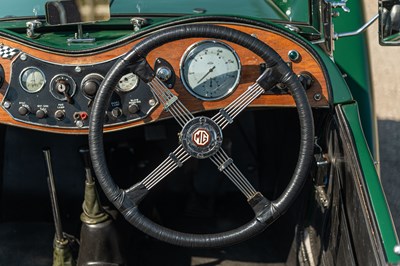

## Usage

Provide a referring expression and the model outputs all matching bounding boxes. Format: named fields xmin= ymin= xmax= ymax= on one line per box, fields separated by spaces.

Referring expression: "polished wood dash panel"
xmin=0 ymin=23 xmax=329 ymax=134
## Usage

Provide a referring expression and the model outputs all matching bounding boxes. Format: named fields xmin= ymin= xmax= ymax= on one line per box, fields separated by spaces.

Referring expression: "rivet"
xmin=75 ymin=120 xmax=84 ymax=128
xmin=20 ymin=53 xmax=27 ymax=61
xmin=3 ymin=101 xmax=11 ymax=109
xmin=314 ymin=93 xmax=322 ymax=101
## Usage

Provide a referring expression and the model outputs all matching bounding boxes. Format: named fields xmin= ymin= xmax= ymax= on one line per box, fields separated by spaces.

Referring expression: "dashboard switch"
xmin=18 ymin=106 xmax=30 ymax=116
xmin=128 ymin=103 xmax=140 ymax=114
xmin=50 ymin=74 xmax=76 ymax=103
xmin=111 ymin=107 xmax=122 ymax=118
xmin=55 ymin=110 xmax=65 ymax=120
xmin=36 ymin=109 xmax=47 ymax=119
xmin=82 ymin=80 xmax=98 ymax=97
xmin=81 ymin=74 xmax=103 ymax=98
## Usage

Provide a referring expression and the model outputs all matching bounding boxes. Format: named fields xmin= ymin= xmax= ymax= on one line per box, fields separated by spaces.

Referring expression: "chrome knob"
xmin=156 ymin=67 xmax=172 ymax=81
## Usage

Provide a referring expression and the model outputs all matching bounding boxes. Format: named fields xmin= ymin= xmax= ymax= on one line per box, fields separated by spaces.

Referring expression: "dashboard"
xmin=0 ymin=23 xmax=329 ymax=134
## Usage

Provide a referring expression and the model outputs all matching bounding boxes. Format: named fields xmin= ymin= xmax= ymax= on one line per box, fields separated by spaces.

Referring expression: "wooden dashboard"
xmin=0 ymin=23 xmax=329 ymax=134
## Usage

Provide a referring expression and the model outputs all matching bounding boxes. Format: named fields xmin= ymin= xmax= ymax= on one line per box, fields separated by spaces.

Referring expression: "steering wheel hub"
xmin=181 ymin=116 xmax=222 ymax=159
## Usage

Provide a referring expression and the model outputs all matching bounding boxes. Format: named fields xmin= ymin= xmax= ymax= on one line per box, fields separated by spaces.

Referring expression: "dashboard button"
xmin=55 ymin=110 xmax=65 ymax=120
xmin=128 ymin=103 xmax=140 ymax=114
xmin=18 ymin=106 xmax=30 ymax=116
xmin=82 ymin=80 xmax=99 ymax=97
xmin=35 ymin=109 xmax=47 ymax=119
xmin=111 ymin=107 xmax=122 ymax=118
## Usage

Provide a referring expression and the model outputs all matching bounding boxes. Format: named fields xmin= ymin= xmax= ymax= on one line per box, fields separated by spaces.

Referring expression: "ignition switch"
xmin=50 ymin=74 xmax=76 ymax=104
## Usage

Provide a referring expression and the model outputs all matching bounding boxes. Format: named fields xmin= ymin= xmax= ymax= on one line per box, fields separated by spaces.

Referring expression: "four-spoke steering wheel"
xmin=89 ymin=24 xmax=314 ymax=248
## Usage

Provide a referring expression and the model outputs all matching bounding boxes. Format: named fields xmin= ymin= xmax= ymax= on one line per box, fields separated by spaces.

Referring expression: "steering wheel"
xmin=89 ymin=24 xmax=314 ymax=248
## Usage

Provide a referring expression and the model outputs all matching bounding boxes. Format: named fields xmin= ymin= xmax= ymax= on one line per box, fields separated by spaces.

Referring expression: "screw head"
xmin=149 ymin=99 xmax=156 ymax=106
xmin=3 ymin=101 xmax=11 ymax=109
xmin=75 ymin=66 xmax=82 ymax=73
xmin=75 ymin=120 xmax=84 ymax=128
xmin=314 ymin=93 xmax=322 ymax=101
xmin=20 ymin=53 xmax=27 ymax=61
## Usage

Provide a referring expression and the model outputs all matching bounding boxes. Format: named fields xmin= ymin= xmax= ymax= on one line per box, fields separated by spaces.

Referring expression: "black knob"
xmin=111 ymin=107 xmax=122 ymax=118
xmin=298 ymin=72 xmax=314 ymax=90
xmin=128 ymin=103 xmax=140 ymax=114
xmin=55 ymin=110 xmax=65 ymax=120
xmin=36 ymin=109 xmax=47 ymax=119
xmin=18 ymin=106 xmax=30 ymax=116
xmin=82 ymin=80 xmax=99 ymax=97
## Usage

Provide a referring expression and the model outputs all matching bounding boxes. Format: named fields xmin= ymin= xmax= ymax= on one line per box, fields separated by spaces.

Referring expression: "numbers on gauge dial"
xmin=19 ymin=67 xmax=46 ymax=93
xmin=116 ymin=73 xmax=139 ymax=92
xmin=180 ymin=41 xmax=241 ymax=101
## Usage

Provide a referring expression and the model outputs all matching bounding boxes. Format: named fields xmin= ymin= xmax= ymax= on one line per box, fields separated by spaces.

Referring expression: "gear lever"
xmin=77 ymin=148 xmax=125 ymax=266
xmin=43 ymin=148 xmax=76 ymax=266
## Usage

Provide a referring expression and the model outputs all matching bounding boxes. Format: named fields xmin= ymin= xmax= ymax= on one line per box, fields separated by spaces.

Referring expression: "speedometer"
xmin=180 ymin=40 xmax=241 ymax=101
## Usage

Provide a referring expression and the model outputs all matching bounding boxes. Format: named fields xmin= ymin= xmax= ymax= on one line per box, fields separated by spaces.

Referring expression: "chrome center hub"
xmin=181 ymin=116 xmax=222 ymax=159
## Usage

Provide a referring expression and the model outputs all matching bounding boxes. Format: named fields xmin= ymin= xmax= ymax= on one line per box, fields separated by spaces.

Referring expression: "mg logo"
xmin=192 ymin=128 xmax=210 ymax=147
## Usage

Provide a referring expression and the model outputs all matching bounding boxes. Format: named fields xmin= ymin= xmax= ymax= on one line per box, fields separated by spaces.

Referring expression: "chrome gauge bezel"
xmin=19 ymin=66 xmax=46 ymax=93
xmin=180 ymin=40 xmax=241 ymax=101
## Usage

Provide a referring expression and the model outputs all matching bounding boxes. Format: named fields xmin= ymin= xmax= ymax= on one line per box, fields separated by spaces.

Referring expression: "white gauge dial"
xmin=117 ymin=73 xmax=139 ymax=92
xmin=180 ymin=40 xmax=241 ymax=101
xmin=19 ymin=67 xmax=46 ymax=93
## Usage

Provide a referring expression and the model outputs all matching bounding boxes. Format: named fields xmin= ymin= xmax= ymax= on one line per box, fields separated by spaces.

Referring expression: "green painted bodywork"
xmin=1 ymin=0 xmax=311 ymax=24
xmin=333 ymin=0 xmax=377 ymax=158
xmin=341 ymin=103 xmax=400 ymax=264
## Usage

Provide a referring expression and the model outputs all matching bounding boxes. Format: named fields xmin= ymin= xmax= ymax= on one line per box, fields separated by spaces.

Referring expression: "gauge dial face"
xmin=180 ymin=40 xmax=241 ymax=101
xmin=19 ymin=67 xmax=46 ymax=93
xmin=117 ymin=73 xmax=139 ymax=92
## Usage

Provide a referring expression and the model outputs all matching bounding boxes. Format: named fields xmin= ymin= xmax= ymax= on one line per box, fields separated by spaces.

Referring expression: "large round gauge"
xmin=19 ymin=67 xmax=46 ymax=93
xmin=116 ymin=73 xmax=139 ymax=92
xmin=180 ymin=40 xmax=241 ymax=101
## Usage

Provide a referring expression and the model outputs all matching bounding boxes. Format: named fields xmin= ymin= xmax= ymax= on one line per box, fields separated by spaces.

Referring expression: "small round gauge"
xmin=116 ymin=73 xmax=139 ymax=92
xmin=19 ymin=67 xmax=46 ymax=93
xmin=180 ymin=40 xmax=241 ymax=101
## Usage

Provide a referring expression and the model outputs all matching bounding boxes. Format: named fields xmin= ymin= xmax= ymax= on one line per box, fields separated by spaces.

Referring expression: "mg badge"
xmin=192 ymin=128 xmax=210 ymax=147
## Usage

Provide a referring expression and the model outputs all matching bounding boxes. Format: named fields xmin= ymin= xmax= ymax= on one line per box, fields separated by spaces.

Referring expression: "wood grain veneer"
xmin=0 ymin=23 xmax=329 ymax=134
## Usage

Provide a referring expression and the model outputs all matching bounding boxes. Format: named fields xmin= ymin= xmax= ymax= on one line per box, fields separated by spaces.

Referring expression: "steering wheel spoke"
xmin=148 ymin=77 xmax=194 ymax=127
xmin=137 ymin=144 xmax=191 ymax=190
xmin=210 ymin=149 xmax=258 ymax=199
xmin=212 ymin=82 xmax=265 ymax=129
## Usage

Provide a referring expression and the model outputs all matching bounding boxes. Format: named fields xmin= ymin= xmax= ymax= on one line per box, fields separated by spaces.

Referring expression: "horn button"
xmin=181 ymin=116 xmax=223 ymax=159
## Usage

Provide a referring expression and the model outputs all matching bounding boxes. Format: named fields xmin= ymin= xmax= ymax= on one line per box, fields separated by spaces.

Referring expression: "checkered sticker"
xmin=0 ymin=45 xmax=20 ymax=59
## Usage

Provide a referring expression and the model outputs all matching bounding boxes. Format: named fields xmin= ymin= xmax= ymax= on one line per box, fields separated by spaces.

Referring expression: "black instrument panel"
xmin=2 ymin=53 xmax=158 ymax=129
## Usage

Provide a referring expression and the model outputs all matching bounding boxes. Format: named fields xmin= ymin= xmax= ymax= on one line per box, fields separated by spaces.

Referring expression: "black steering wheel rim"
xmin=89 ymin=24 xmax=314 ymax=248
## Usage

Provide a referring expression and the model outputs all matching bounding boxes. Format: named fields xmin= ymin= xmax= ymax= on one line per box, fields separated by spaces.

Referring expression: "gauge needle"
xmin=197 ymin=66 xmax=216 ymax=84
